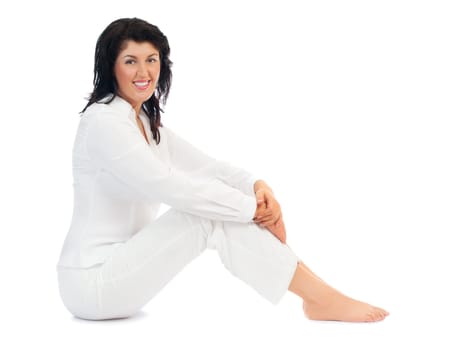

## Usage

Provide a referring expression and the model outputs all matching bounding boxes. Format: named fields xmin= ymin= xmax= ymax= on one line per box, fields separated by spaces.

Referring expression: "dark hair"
xmin=82 ymin=17 xmax=173 ymax=144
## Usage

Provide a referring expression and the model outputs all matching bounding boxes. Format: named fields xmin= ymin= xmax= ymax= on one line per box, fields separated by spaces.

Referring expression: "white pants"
xmin=57 ymin=209 xmax=299 ymax=320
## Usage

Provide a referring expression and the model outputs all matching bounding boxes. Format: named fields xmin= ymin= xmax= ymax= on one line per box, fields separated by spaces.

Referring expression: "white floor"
xmin=5 ymin=244 xmax=460 ymax=350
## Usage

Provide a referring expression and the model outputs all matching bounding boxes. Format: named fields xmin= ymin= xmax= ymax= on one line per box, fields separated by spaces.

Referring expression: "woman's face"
xmin=114 ymin=40 xmax=160 ymax=113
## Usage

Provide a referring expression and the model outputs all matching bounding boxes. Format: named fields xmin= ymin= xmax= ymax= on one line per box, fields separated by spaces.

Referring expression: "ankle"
xmin=303 ymin=288 xmax=337 ymax=307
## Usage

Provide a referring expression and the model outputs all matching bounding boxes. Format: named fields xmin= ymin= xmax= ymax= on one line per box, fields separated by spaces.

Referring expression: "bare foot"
xmin=289 ymin=262 xmax=389 ymax=322
xmin=303 ymin=293 xmax=389 ymax=322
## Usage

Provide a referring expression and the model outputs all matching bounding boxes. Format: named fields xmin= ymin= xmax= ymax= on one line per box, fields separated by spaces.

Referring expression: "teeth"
xmin=134 ymin=81 xmax=149 ymax=87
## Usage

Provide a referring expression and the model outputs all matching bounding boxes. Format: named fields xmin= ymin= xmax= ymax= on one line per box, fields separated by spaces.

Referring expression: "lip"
xmin=133 ymin=80 xmax=151 ymax=91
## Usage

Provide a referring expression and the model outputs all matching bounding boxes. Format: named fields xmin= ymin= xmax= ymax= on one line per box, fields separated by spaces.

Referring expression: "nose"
xmin=137 ymin=63 xmax=149 ymax=78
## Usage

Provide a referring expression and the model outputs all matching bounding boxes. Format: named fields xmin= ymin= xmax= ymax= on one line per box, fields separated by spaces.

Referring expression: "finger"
xmin=255 ymin=215 xmax=273 ymax=225
xmin=257 ymin=210 xmax=274 ymax=219
xmin=274 ymin=217 xmax=282 ymax=227
xmin=258 ymin=217 xmax=277 ymax=227
xmin=261 ymin=213 xmax=280 ymax=224
xmin=264 ymin=192 xmax=278 ymax=207
xmin=255 ymin=189 xmax=265 ymax=205
xmin=254 ymin=206 xmax=273 ymax=217
xmin=253 ymin=211 xmax=274 ymax=223
xmin=253 ymin=204 xmax=270 ymax=218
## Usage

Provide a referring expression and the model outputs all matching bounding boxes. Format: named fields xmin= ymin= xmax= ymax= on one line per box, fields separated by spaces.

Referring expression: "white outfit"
xmin=56 ymin=96 xmax=298 ymax=320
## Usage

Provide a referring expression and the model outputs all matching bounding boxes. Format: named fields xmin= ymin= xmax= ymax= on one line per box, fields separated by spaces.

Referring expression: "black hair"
xmin=82 ymin=17 xmax=172 ymax=144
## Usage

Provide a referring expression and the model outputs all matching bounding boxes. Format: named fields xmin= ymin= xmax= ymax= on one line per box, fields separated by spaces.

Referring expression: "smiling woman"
xmin=114 ymin=42 xmax=160 ymax=115
xmin=56 ymin=17 xmax=388 ymax=323
xmin=114 ymin=41 xmax=161 ymax=144
xmin=82 ymin=18 xmax=172 ymax=145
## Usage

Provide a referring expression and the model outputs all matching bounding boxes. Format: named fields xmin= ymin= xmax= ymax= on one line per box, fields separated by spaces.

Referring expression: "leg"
xmin=58 ymin=209 xmax=212 ymax=320
xmin=96 ymin=209 xmax=215 ymax=319
xmin=210 ymin=220 xmax=299 ymax=304
xmin=211 ymin=220 xmax=388 ymax=322
xmin=288 ymin=261 xmax=390 ymax=322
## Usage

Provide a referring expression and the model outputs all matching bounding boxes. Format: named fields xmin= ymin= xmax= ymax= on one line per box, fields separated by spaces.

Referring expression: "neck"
xmin=133 ymin=104 xmax=142 ymax=117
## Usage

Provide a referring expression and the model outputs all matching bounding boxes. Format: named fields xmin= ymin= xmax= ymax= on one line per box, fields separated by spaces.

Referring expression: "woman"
xmin=56 ymin=17 xmax=389 ymax=322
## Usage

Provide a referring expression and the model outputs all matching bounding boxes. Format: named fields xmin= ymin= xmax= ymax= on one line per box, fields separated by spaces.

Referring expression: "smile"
xmin=133 ymin=80 xmax=151 ymax=90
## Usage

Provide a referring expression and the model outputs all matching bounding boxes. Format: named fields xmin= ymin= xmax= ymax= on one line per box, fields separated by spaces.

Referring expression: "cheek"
xmin=119 ymin=72 xmax=130 ymax=85
xmin=114 ymin=65 xmax=132 ymax=86
xmin=154 ymin=67 xmax=161 ymax=83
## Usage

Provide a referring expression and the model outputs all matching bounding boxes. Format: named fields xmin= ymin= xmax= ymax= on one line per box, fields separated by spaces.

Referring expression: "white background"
xmin=1 ymin=0 xmax=460 ymax=349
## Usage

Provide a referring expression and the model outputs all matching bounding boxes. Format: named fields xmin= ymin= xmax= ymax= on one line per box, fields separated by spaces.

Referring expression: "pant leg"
xmin=210 ymin=221 xmax=299 ymax=305
xmin=57 ymin=209 xmax=212 ymax=320
xmin=57 ymin=209 xmax=299 ymax=320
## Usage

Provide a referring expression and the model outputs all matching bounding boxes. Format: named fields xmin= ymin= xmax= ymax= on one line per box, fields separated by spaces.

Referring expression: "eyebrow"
xmin=123 ymin=53 xmax=159 ymax=59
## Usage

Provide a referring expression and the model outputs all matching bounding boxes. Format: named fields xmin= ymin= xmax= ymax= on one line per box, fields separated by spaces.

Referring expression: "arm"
xmin=161 ymin=126 xmax=286 ymax=242
xmin=85 ymin=112 xmax=256 ymax=223
xmin=162 ymin=126 xmax=258 ymax=197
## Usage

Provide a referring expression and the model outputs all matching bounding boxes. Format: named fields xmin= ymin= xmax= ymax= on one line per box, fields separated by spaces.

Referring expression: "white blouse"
xmin=57 ymin=96 xmax=258 ymax=268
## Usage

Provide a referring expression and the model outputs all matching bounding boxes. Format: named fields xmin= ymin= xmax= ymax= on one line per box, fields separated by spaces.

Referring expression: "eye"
xmin=124 ymin=59 xmax=136 ymax=65
xmin=148 ymin=57 xmax=159 ymax=63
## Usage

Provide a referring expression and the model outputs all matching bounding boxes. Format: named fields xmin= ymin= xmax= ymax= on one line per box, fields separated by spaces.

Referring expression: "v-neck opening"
xmin=138 ymin=114 xmax=151 ymax=146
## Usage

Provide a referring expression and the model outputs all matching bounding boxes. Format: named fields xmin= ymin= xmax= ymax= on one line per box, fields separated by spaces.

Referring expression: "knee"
xmin=165 ymin=208 xmax=214 ymax=234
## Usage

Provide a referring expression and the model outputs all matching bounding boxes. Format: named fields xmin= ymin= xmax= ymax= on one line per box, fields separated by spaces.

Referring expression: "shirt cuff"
xmin=238 ymin=194 xmax=257 ymax=223
xmin=242 ymin=174 xmax=259 ymax=198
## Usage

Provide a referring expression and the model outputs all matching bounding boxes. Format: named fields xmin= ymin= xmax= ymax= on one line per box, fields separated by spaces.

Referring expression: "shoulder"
xmin=160 ymin=125 xmax=188 ymax=140
xmin=81 ymin=96 xmax=135 ymax=131
xmin=159 ymin=125 xmax=184 ymax=146
xmin=159 ymin=125 xmax=172 ymax=137
xmin=83 ymin=95 xmax=135 ymax=121
xmin=80 ymin=97 xmax=137 ymax=141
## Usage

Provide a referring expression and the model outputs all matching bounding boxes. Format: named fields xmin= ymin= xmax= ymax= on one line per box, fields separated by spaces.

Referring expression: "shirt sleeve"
xmin=162 ymin=126 xmax=258 ymax=197
xmin=85 ymin=112 xmax=256 ymax=223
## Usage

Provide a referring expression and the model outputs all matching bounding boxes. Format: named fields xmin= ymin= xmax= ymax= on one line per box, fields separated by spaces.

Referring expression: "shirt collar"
xmin=99 ymin=94 xmax=136 ymax=121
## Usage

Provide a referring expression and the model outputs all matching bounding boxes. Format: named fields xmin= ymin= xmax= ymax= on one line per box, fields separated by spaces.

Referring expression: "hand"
xmin=253 ymin=189 xmax=282 ymax=227
xmin=252 ymin=180 xmax=286 ymax=243
xmin=266 ymin=217 xmax=287 ymax=244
